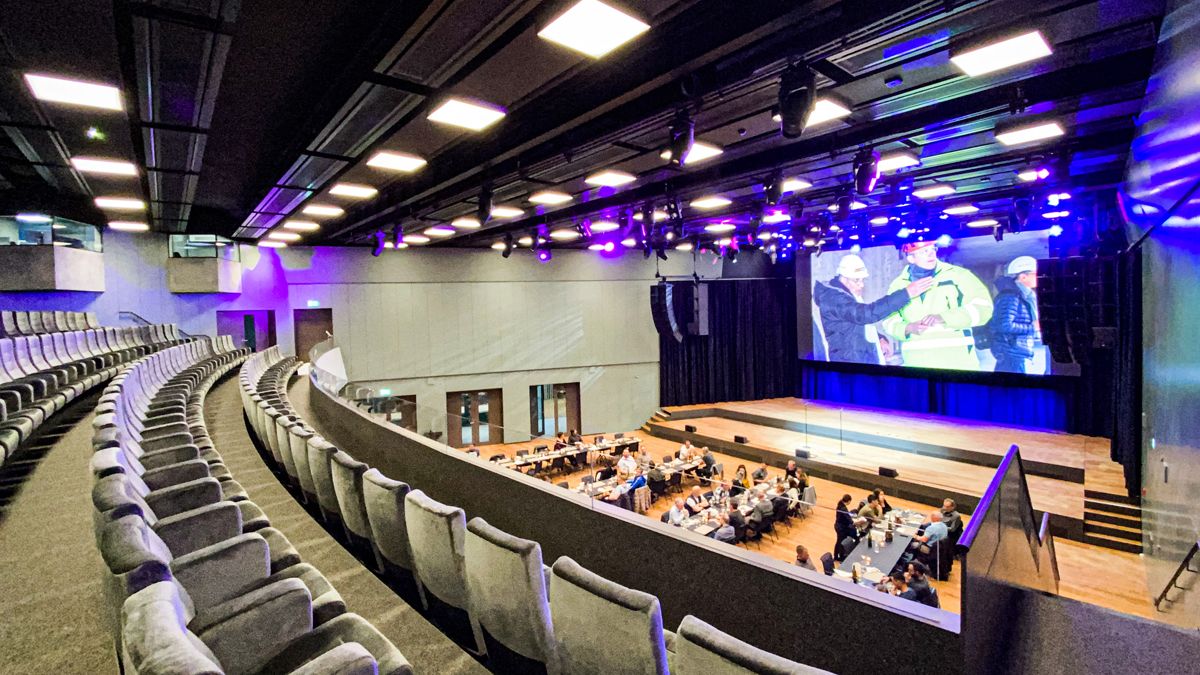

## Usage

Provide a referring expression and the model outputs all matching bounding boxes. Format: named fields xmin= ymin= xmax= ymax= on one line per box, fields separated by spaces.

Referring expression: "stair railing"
xmin=118 ymin=310 xmax=196 ymax=338
xmin=1154 ymin=539 xmax=1200 ymax=612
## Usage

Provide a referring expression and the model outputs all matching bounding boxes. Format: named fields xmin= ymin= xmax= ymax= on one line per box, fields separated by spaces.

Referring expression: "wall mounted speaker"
xmin=684 ymin=424 xmax=697 ymax=433
xmin=650 ymin=282 xmax=684 ymax=343
xmin=734 ymin=435 xmax=749 ymax=444
xmin=878 ymin=466 xmax=898 ymax=478
xmin=795 ymin=449 xmax=811 ymax=459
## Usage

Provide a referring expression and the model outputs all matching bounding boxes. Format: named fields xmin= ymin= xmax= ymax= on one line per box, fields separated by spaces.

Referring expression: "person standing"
xmin=990 ymin=256 xmax=1041 ymax=374
xmin=882 ymin=240 xmax=994 ymax=371
xmin=814 ymin=254 xmax=935 ymax=364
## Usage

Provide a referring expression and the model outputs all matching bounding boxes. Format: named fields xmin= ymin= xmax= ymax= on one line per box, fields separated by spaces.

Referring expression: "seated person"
xmin=728 ymin=499 xmax=747 ymax=531
xmin=731 ymin=464 xmax=751 ymax=495
xmin=751 ymin=462 xmax=770 ymax=483
xmin=749 ymin=489 xmax=774 ymax=524
xmin=684 ymin=486 xmax=710 ymax=515
xmin=710 ymin=481 xmax=730 ymax=504
xmin=553 ymin=432 xmax=568 ymax=450
xmin=567 ymin=428 xmax=583 ymax=444
xmin=616 ymin=449 xmax=638 ymax=477
xmin=668 ymin=498 xmax=689 ymax=526
xmin=602 ymin=467 xmax=646 ymax=501
xmin=677 ymin=439 xmax=696 ymax=460
xmin=872 ymin=488 xmax=894 ymax=514
xmin=941 ymin=498 xmax=963 ymax=537
xmin=595 ymin=464 xmax=617 ymax=482
xmin=905 ymin=511 xmax=949 ymax=564
xmin=646 ymin=462 xmax=667 ymax=483
xmin=771 ymin=483 xmax=791 ymax=512
xmin=834 ymin=494 xmax=861 ymax=561
xmin=857 ymin=493 xmax=884 ymax=525
xmin=697 ymin=447 xmax=717 ymax=479
xmin=794 ymin=544 xmax=817 ymax=571
xmin=877 ymin=573 xmax=907 ymax=595
xmin=899 ymin=562 xmax=937 ymax=607
xmin=793 ymin=467 xmax=810 ymax=491
xmin=783 ymin=459 xmax=802 ymax=485
xmin=712 ymin=513 xmax=736 ymax=544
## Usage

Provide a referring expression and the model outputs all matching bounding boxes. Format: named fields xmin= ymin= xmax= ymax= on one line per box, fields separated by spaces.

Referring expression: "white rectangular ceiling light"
xmin=782 ymin=178 xmax=812 ymax=193
xmin=425 ymin=225 xmax=457 ymax=237
xmin=25 ymin=73 xmax=122 ymax=110
xmin=951 ymin=31 xmax=1052 ymax=77
xmin=71 ymin=157 xmax=138 ymax=176
xmin=529 ymin=190 xmax=573 ymax=205
xmin=283 ymin=220 xmax=320 ymax=232
xmin=94 ymin=197 xmax=145 ymax=211
xmin=490 ymin=206 xmax=524 ymax=219
xmin=585 ymin=169 xmax=636 ymax=187
xmin=302 ymin=204 xmax=344 ymax=217
xmin=427 ymin=98 xmax=506 ymax=131
xmin=108 ymin=221 xmax=149 ymax=232
xmin=329 ymin=183 xmax=378 ymax=198
xmin=633 ymin=209 xmax=667 ymax=222
xmin=943 ymin=205 xmax=980 ymax=215
xmin=660 ymin=140 xmax=723 ymax=165
xmin=537 ymin=0 xmax=650 ymax=58
xmin=806 ymin=98 xmax=852 ymax=127
xmin=451 ymin=217 xmax=481 ymax=229
xmin=691 ymin=196 xmax=732 ymax=209
xmin=877 ymin=152 xmax=920 ymax=172
xmin=258 ymin=240 xmax=287 ymax=248
xmin=268 ymin=231 xmax=302 ymax=241
xmin=912 ymin=184 xmax=956 ymax=200
xmin=366 ymin=151 xmax=427 ymax=172
xmin=995 ymin=120 xmax=1065 ymax=146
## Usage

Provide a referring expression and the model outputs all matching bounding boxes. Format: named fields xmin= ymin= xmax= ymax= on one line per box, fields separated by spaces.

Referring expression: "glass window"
xmin=169 ymin=234 xmax=240 ymax=260
xmin=0 ymin=215 xmax=102 ymax=252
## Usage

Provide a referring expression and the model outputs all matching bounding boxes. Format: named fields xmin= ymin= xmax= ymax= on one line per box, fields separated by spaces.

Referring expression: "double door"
xmin=446 ymin=388 xmax=503 ymax=447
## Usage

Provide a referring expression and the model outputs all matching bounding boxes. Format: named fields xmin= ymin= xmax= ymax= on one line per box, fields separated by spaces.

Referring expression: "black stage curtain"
xmin=1112 ymin=248 xmax=1142 ymax=496
xmin=659 ymin=278 xmax=797 ymax=406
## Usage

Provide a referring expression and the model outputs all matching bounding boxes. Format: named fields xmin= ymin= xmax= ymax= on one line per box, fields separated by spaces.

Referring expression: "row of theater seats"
xmin=0 ymin=323 xmax=183 ymax=464
xmin=243 ymin=348 xmax=829 ymax=675
xmin=89 ymin=339 xmax=414 ymax=675
xmin=1 ymin=309 xmax=101 ymax=336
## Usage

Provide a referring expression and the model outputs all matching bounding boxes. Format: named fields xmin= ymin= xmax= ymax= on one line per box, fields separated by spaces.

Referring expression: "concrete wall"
xmin=167 ymin=257 xmax=243 ymax=294
xmin=0 ymin=246 xmax=104 ymax=291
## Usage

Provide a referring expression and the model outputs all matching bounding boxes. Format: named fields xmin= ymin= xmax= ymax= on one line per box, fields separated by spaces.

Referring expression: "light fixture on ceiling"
xmin=501 ymin=233 xmax=515 ymax=258
xmin=425 ymin=225 xmax=456 ymax=237
xmin=85 ymin=126 xmax=106 ymax=141
xmin=16 ymin=213 xmax=52 ymax=223
xmin=372 ymin=230 xmax=387 ymax=256
xmin=268 ymin=231 xmax=302 ymax=241
xmin=24 ymin=73 xmax=122 ymax=110
xmin=621 ymin=237 xmax=639 ymax=247
xmin=764 ymin=170 xmax=784 ymax=205
xmin=329 ymin=183 xmax=378 ymax=198
xmin=284 ymin=220 xmax=320 ymax=232
xmin=665 ymin=108 xmax=694 ymax=167
xmin=659 ymin=140 xmax=723 ymax=165
xmin=777 ymin=63 xmax=816 ymax=138
xmin=632 ymin=209 xmax=667 ymax=222
xmin=950 ymin=30 xmax=1053 ymax=77
xmin=704 ymin=222 xmax=736 ymax=233
xmin=827 ymin=200 xmax=866 ymax=212
xmin=806 ymin=96 xmax=852 ymax=127
xmin=303 ymin=204 xmax=344 ymax=217
xmin=877 ymin=151 xmax=920 ymax=172
xmin=585 ymin=169 xmax=636 ymax=187
xmin=94 ymin=197 xmax=145 ymax=211
xmin=491 ymin=241 xmax=507 ymax=251
xmin=1017 ymin=167 xmax=1050 ymax=182
xmin=675 ymin=242 xmax=694 ymax=251
xmin=691 ymin=196 xmax=732 ymax=210
xmin=70 ymin=157 xmax=137 ymax=176
xmin=108 ymin=221 xmax=149 ymax=232
xmin=517 ymin=235 xmax=534 ymax=247
xmin=490 ymin=205 xmax=524 ymax=219
xmin=537 ymin=0 xmax=650 ymax=58
xmin=782 ymin=178 xmax=812 ymax=193
xmin=853 ymin=148 xmax=881 ymax=195
xmin=427 ymin=97 xmax=506 ymax=131
xmin=403 ymin=234 xmax=432 ymax=244
xmin=590 ymin=220 xmax=620 ymax=232
xmin=912 ymin=184 xmax=956 ymax=200
xmin=452 ymin=217 xmax=481 ymax=229
xmin=967 ymin=218 xmax=999 ymax=228
xmin=258 ymin=240 xmax=287 ymax=248
xmin=869 ymin=216 xmax=890 ymax=225
xmin=549 ymin=228 xmax=581 ymax=241
xmin=943 ymin=205 xmax=980 ymax=215
xmin=366 ymin=151 xmax=427 ymax=172
xmin=763 ymin=209 xmax=790 ymax=224
xmin=994 ymin=118 xmax=1065 ymax=146
xmin=529 ymin=190 xmax=573 ymax=205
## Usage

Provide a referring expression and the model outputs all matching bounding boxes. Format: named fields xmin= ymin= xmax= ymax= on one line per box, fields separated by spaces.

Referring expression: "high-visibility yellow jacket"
xmin=881 ymin=262 xmax=994 ymax=370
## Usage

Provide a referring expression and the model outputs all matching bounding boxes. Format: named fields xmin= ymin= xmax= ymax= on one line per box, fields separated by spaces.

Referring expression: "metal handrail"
xmin=1154 ymin=540 xmax=1200 ymax=612
xmin=118 ymin=310 xmax=196 ymax=338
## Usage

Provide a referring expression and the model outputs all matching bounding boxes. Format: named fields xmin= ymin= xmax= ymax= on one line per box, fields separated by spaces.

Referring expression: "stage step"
xmin=1083 ymin=532 xmax=1143 ymax=554
xmin=1084 ymin=498 xmax=1142 ymax=519
xmin=1084 ymin=509 xmax=1142 ymax=528
xmin=1083 ymin=489 xmax=1140 ymax=506
xmin=1084 ymin=521 xmax=1143 ymax=540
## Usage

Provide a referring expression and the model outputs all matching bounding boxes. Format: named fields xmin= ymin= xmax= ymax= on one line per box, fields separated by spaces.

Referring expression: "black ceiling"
xmin=0 ymin=0 xmax=1167 ymax=250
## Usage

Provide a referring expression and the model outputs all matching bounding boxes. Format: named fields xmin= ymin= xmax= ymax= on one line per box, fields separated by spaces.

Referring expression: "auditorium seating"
xmin=0 ymin=309 xmax=100 ymax=336
xmin=240 ymin=348 xmax=828 ymax=674
xmin=92 ymin=339 xmax=413 ymax=674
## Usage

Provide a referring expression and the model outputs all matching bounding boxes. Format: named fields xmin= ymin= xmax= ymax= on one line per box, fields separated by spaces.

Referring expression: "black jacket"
xmin=989 ymin=276 xmax=1037 ymax=360
xmin=834 ymin=505 xmax=858 ymax=541
xmin=814 ymin=278 xmax=911 ymax=364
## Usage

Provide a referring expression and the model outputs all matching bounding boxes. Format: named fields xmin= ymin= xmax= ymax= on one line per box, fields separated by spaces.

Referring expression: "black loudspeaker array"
xmin=650 ymin=281 xmax=710 ymax=343
xmin=1036 ymin=256 xmax=1119 ymax=365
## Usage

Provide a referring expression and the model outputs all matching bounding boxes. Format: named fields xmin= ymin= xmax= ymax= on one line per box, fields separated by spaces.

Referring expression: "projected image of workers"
xmin=814 ymin=254 xmax=935 ymax=365
xmin=990 ymin=256 xmax=1042 ymax=373
xmin=882 ymin=240 xmax=994 ymax=371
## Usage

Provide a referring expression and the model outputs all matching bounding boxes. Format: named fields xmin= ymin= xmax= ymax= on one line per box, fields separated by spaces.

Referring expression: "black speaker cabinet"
xmin=684 ymin=424 xmax=697 ymax=433
xmin=734 ymin=435 xmax=749 ymax=444
xmin=795 ymin=449 xmax=811 ymax=459
xmin=878 ymin=466 xmax=899 ymax=478
xmin=650 ymin=282 xmax=684 ymax=343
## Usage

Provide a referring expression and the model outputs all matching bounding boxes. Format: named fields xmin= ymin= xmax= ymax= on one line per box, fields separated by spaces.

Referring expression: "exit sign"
xmin=306 ymin=299 xmax=320 ymax=308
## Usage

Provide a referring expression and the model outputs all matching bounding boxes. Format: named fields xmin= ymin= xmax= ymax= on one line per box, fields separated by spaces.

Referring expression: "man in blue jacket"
xmin=814 ymin=254 xmax=934 ymax=365
xmin=990 ymin=256 xmax=1040 ymax=373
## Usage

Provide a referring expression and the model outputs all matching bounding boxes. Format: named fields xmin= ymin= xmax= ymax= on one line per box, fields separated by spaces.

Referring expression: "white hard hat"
xmin=1007 ymin=256 xmax=1037 ymax=276
xmin=836 ymin=254 xmax=870 ymax=280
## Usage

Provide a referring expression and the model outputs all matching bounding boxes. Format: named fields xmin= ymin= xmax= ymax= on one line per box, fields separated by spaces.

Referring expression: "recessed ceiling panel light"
xmin=590 ymin=220 xmax=620 ymax=232
xmin=95 ymin=197 xmax=145 ymax=211
xmin=366 ymin=151 xmax=427 ymax=172
xmin=951 ymin=31 xmax=1053 ymax=77
xmin=659 ymin=140 xmax=723 ymax=165
xmin=517 ymin=236 xmax=534 ymax=247
xmin=403 ymin=234 xmax=431 ymax=244
xmin=633 ymin=210 xmax=667 ymax=222
xmin=763 ymin=210 xmax=790 ymax=224
xmin=691 ymin=196 xmax=732 ymax=210
xmin=869 ymin=216 xmax=890 ymax=225
xmin=452 ymin=217 xmax=481 ymax=229
xmin=782 ymin=178 xmax=812 ymax=193
xmin=877 ymin=152 xmax=921 ymax=172
xmin=912 ymin=184 xmax=956 ymax=199
xmin=303 ymin=204 xmax=344 ymax=217
xmin=675 ymin=242 xmax=694 ymax=251
xmin=71 ymin=157 xmax=137 ymax=176
xmin=827 ymin=200 xmax=867 ymax=211
xmin=491 ymin=241 xmax=508 ymax=250
xmin=538 ymin=0 xmax=650 ymax=58
xmin=943 ymin=205 xmax=980 ymax=215
xmin=268 ymin=231 xmax=302 ymax=241
xmin=549 ymin=229 xmax=581 ymax=240
xmin=108 ymin=221 xmax=149 ymax=232
xmin=426 ymin=225 xmax=456 ymax=237
xmin=329 ymin=183 xmax=378 ymax=198
xmin=529 ymin=190 xmax=573 ymax=205
xmin=704 ymin=222 xmax=737 ymax=233
xmin=806 ymin=98 xmax=852 ymax=127
xmin=427 ymin=97 xmax=506 ymax=131
xmin=283 ymin=220 xmax=320 ymax=232
xmin=995 ymin=120 xmax=1065 ymax=146
xmin=24 ymin=73 xmax=122 ymax=110
xmin=258 ymin=240 xmax=287 ymax=248
xmin=621 ymin=237 xmax=639 ymax=247
xmin=490 ymin=205 xmax=524 ymax=219
xmin=585 ymin=169 xmax=636 ymax=187
xmin=967 ymin=218 xmax=999 ymax=228
xmin=16 ymin=213 xmax=52 ymax=223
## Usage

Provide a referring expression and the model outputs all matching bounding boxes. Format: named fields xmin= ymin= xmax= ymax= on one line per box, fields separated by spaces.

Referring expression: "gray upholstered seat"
xmin=306 ymin=435 xmax=342 ymax=528
xmin=465 ymin=517 xmax=559 ymax=673
xmin=549 ymin=556 xmax=671 ymax=675
xmin=405 ymin=489 xmax=481 ymax=651
xmin=330 ymin=449 xmax=371 ymax=548
xmin=362 ymin=469 xmax=414 ymax=575
xmin=672 ymin=614 xmax=831 ymax=675
xmin=287 ymin=424 xmax=315 ymax=503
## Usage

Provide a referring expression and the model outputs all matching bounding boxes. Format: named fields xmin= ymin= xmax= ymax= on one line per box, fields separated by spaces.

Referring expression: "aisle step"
xmin=1084 ymin=498 xmax=1142 ymax=519
xmin=1084 ymin=521 xmax=1142 ymax=540
xmin=1083 ymin=489 xmax=1140 ymax=506
xmin=1084 ymin=509 xmax=1142 ymax=528
xmin=1083 ymin=532 xmax=1143 ymax=554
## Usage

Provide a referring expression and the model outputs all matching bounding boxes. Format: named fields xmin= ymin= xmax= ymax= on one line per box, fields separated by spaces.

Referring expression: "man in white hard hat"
xmin=989 ymin=255 xmax=1040 ymax=373
xmin=814 ymin=253 xmax=935 ymax=364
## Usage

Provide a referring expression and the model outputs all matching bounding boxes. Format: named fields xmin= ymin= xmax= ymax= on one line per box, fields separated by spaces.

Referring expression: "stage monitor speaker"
xmin=684 ymin=424 xmax=697 ymax=433
xmin=734 ymin=435 xmax=749 ymax=444
xmin=795 ymin=449 xmax=811 ymax=459
xmin=650 ymin=282 xmax=684 ymax=343
xmin=878 ymin=466 xmax=899 ymax=478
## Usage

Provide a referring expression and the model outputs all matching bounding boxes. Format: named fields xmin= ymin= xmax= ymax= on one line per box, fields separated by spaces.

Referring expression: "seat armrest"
xmin=171 ymin=533 xmax=270 ymax=609
xmin=138 ymin=444 xmax=201 ymax=469
xmin=664 ymin=629 xmax=677 ymax=654
xmin=153 ymin=500 xmax=242 ymax=556
xmin=193 ymin=578 xmax=313 ymax=675
xmin=141 ymin=459 xmax=211 ymax=490
xmin=288 ymin=643 xmax=377 ymax=675
xmin=144 ymin=477 xmax=222 ymax=518
xmin=142 ymin=431 xmax=194 ymax=453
